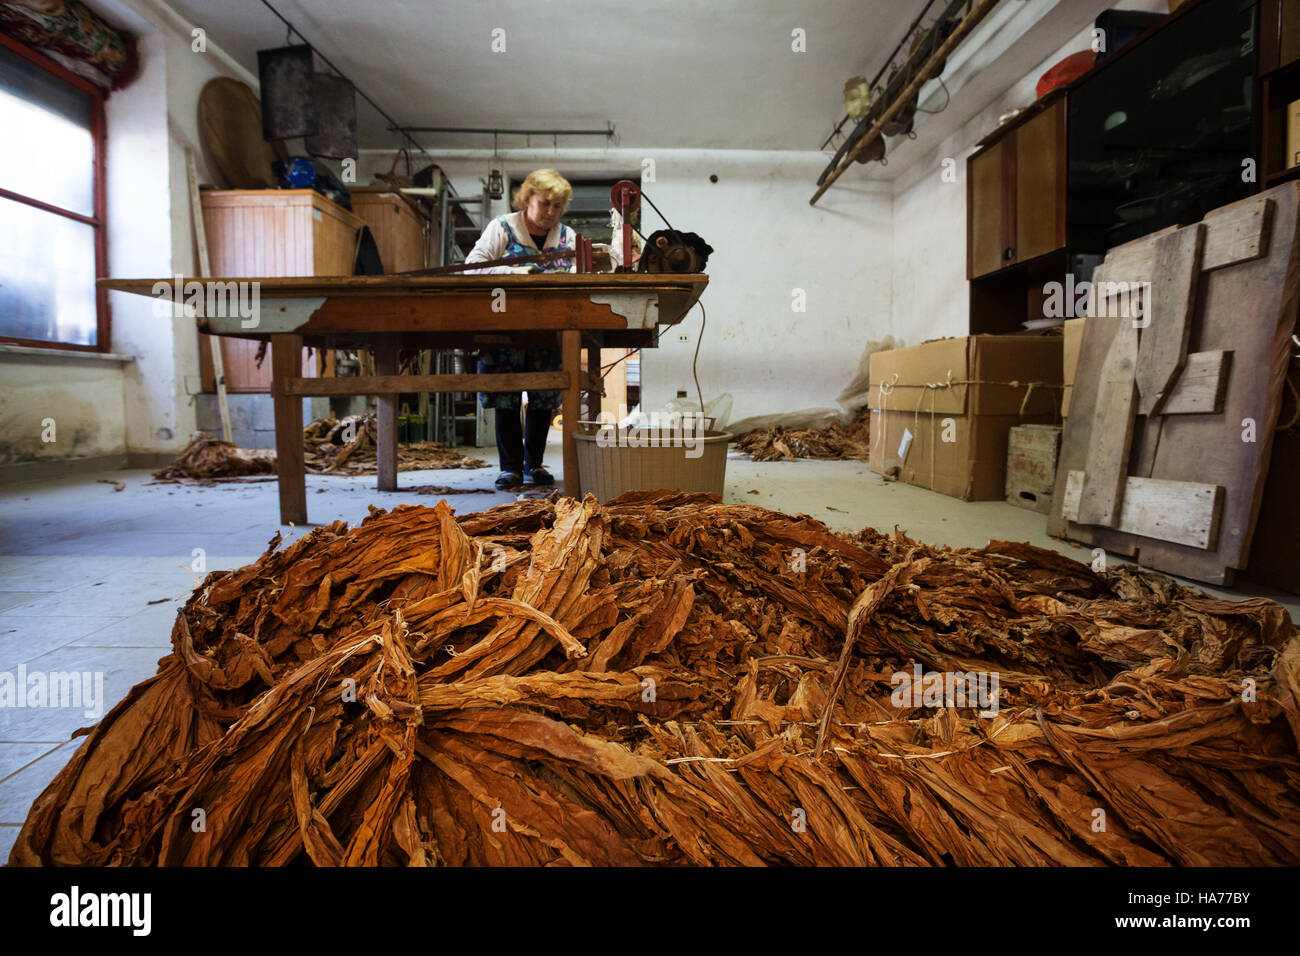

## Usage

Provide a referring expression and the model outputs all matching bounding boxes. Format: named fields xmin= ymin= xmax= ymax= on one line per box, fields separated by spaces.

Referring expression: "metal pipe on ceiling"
xmin=390 ymin=125 xmax=616 ymax=140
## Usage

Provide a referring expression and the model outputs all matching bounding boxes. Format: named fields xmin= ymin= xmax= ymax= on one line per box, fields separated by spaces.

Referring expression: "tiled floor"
xmin=0 ymin=448 xmax=525 ymax=855
xmin=1 ymin=445 xmax=1296 ymax=860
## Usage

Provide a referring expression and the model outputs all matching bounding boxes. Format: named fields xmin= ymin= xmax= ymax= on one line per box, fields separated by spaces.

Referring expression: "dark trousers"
xmin=495 ymin=404 xmax=551 ymax=473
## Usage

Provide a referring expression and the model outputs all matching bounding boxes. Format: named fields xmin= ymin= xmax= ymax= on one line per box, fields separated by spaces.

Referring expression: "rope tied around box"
xmin=870 ymin=370 xmax=1065 ymax=493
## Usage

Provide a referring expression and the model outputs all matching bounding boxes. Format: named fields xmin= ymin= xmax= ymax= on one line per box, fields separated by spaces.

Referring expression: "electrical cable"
xmin=596 ymin=300 xmax=706 ymax=426
xmin=639 ymin=191 xmax=677 ymax=233
xmin=692 ymin=302 xmax=706 ymax=424
xmin=915 ymin=76 xmax=951 ymax=114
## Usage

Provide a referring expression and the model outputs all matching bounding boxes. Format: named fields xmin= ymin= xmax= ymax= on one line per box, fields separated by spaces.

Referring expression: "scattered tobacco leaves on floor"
xmin=736 ymin=406 xmax=871 ymax=462
xmin=408 ymin=485 xmax=500 ymax=495
xmin=152 ymin=435 xmax=277 ymax=480
xmin=153 ymin=416 xmax=487 ymax=482
xmin=303 ymin=416 xmax=487 ymax=474
xmin=11 ymin=491 xmax=1299 ymax=866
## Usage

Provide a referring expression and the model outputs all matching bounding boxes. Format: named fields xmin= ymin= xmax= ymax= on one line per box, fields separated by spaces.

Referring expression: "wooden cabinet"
xmin=1260 ymin=0 xmax=1300 ymax=73
xmin=198 ymin=189 xmax=364 ymax=392
xmin=967 ymin=96 xmax=1066 ymax=279
xmin=968 ymin=138 xmax=1007 ymax=278
xmin=1014 ymin=99 xmax=1066 ymax=262
xmin=1261 ymin=0 xmax=1300 ymax=186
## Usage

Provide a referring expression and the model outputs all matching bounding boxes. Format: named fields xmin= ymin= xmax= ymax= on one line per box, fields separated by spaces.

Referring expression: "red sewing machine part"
xmin=574 ymin=233 xmax=595 ymax=273
xmin=610 ymin=180 xmax=641 ymax=272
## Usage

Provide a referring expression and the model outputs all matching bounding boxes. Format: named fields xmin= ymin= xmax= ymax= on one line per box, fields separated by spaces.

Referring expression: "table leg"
xmin=562 ymin=330 xmax=581 ymax=497
xmin=271 ymin=333 xmax=306 ymax=525
xmin=375 ymin=347 xmax=398 ymax=492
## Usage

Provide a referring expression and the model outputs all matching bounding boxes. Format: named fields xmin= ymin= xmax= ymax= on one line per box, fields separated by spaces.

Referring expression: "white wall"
xmin=111 ymin=0 xmax=259 ymax=455
xmin=0 ymin=352 xmax=128 ymax=463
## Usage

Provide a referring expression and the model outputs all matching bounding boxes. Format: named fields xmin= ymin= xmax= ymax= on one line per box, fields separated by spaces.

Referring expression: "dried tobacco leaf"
xmin=9 ymin=492 xmax=1298 ymax=867
xmin=154 ymin=415 xmax=487 ymax=482
xmin=735 ymin=407 xmax=870 ymax=461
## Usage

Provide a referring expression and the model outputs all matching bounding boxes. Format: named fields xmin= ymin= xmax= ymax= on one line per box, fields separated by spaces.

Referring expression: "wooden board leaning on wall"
xmin=1047 ymin=183 xmax=1299 ymax=586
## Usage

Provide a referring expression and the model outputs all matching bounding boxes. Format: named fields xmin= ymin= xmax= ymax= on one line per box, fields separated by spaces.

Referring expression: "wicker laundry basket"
xmin=574 ymin=424 xmax=733 ymax=502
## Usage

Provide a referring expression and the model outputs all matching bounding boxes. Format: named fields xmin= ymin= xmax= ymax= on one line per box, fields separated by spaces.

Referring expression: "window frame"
xmin=0 ymin=30 xmax=109 ymax=353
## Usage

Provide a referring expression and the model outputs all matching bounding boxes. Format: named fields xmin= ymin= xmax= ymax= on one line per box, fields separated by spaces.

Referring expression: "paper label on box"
xmin=898 ymin=427 xmax=913 ymax=462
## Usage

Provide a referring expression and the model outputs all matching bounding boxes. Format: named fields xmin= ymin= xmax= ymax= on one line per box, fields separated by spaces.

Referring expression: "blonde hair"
xmin=512 ymin=168 xmax=572 ymax=213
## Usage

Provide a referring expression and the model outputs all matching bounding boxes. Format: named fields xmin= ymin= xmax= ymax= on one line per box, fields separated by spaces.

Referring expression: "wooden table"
xmin=99 ymin=273 xmax=708 ymax=524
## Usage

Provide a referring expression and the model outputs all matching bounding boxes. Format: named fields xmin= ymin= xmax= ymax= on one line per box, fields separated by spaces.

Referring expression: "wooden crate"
xmin=1005 ymin=424 xmax=1061 ymax=513
xmin=198 ymin=189 xmax=364 ymax=392
xmin=349 ymin=187 xmax=430 ymax=273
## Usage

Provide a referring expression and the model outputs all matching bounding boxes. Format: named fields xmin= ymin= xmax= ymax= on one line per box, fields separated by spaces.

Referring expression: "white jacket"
xmin=463 ymin=211 xmax=577 ymax=274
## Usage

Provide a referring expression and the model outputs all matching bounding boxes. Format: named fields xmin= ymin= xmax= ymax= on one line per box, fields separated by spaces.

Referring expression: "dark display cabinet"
xmin=1067 ymin=0 xmax=1257 ymax=260
xmin=969 ymin=0 xmax=1262 ymax=334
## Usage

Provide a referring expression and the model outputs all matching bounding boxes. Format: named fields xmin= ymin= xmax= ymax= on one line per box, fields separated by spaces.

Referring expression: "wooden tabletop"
xmin=98 ymin=272 xmax=709 ymax=344
xmin=98 ymin=272 xmax=708 ymax=297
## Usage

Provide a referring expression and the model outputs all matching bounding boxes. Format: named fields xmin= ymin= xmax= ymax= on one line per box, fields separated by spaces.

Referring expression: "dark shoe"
xmin=495 ymin=471 xmax=522 ymax=490
xmin=523 ymin=466 xmax=554 ymax=486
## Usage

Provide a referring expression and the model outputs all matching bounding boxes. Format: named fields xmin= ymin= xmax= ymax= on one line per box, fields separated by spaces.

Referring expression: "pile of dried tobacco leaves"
xmin=736 ymin=407 xmax=871 ymax=462
xmin=154 ymin=416 xmax=487 ymax=482
xmin=152 ymin=433 xmax=277 ymax=480
xmin=11 ymin=491 xmax=1299 ymax=866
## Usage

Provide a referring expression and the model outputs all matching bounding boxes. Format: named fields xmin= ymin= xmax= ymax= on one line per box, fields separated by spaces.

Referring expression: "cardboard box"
xmin=1061 ymin=316 xmax=1086 ymax=416
xmin=868 ymin=335 xmax=1063 ymax=500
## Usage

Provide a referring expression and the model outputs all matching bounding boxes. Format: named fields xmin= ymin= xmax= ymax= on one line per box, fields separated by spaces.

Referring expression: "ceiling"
xmin=162 ymin=0 xmax=932 ymax=151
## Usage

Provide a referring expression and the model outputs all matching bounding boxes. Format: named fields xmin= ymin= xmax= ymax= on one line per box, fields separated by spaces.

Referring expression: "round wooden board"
xmin=197 ymin=78 xmax=289 ymax=189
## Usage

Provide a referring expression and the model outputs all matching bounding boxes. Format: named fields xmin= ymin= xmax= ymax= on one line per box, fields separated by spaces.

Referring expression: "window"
xmin=562 ymin=177 xmax=633 ymax=240
xmin=0 ymin=32 xmax=107 ymax=350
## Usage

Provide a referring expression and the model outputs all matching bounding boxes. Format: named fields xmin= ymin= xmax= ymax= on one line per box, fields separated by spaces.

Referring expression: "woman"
xmin=464 ymin=168 xmax=575 ymax=489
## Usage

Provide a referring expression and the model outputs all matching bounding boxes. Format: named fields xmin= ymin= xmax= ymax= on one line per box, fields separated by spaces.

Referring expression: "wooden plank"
xmin=1135 ymin=223 xmax=1204 ymax=417
xmin=562 ymin=330 xmax=581 ymax=497
xmin=284 ymin=372 xmax=570 ymax=396
xmin=1053 ymin=181 xmax=1300 ymax=585
xmin=1062 ymin=471 xmax=1224 ymax=550
xmin=300 ymin=294 xmax=661 ymax=334
xmin=1201 ymin=196 xmax=1272 ymax=271
xmin=1077 ymin=317 xmax=1138 ymax=526
xmin=1135 ymin=183 xmax=1300 ymax=584
xmin=1162 ymin=350 xmax=1231 ymax=414
xmin=1089 ymin=227 xmax=1179 ymax=293
xmin=187 ymin=148 xmax=232 ymax=443
xmin=375 ymin=347 xmax=398 ymax=492
xmin=1089 ymin=195 xmax=1270 ymax=300
xmin=1048 ymin=311 xmax=1138 ymax=556
xmin=1061 ymin=469 xmax=1086 ymax=521
xmin=271 ymin=333 xmax=306 ymax=525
